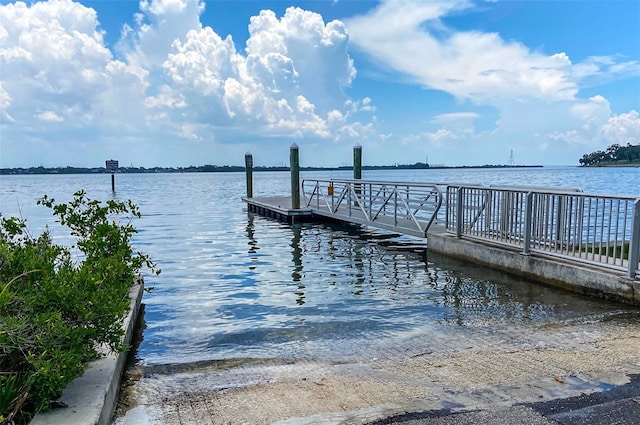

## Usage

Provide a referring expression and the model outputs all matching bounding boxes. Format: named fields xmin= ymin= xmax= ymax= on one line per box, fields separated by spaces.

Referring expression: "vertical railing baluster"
xmin=394 ymin=186 xmax=398 ymax=227
xmin=456 ymin=187 xmax=463 ymax=238
xmin=555 ymin=195 xmax=563 ymax=250
xmin=348 ymin=182 xmax=352 ymax=216
xmin=369 ymin=183 xmax=373 ymax=219
xmin=597 ymin=198 xmax=604 ymax=261
xmin=523 ymin=192 xmax=533 ymax=255
xmin=628 ymin=199 xmax=640 ymax=278
xmin=606 ymin=199 xmax=613 ymax=264
xmin=622 ymin=201 xmax=629 ymax=262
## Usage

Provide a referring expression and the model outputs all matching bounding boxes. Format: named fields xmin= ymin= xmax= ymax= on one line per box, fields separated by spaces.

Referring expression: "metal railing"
xmin=445 ymin=185 xmax=640 ymax=278
xmin=301 ymin=179 xmax=443 ymax=238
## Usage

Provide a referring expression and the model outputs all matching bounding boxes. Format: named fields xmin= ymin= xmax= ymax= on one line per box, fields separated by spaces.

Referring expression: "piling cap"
xmin=245 ymin=151 xmax=252 ymax=156
xmin=290 ymin=143 xmax=299 ymax=149
xmin=354 ymin=143 xmax=362 ymax=149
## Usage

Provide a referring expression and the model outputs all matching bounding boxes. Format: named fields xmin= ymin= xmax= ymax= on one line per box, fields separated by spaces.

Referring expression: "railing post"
xmin=290 ymin=144 xmax=300 ymax=209
xmin=369 ymin=183 xmax=373 ymax=218
xmin=523 ymin=192 xmax=534 ymax=255
xmin=456 ymin=187 xmax=463 ymax=238
xmin=628 ymin=199 xmax=640 ymax=278
xmin=500 ymin=191 xmax=509 ymax=236
xmin=445 ymin=187 xmax=450 ymax=229
xmin=348 ymin=182 xmax=352 ymax=216
xmin=244 ymin=152 xmax=253 ymax=198
xmin=331 ymin=183 xmax=335 ymax=212
xmin=405 ymin=186 xmax=410 ymax=219
xmin=555 ymin=195 xmax=565 ymax=247
xmin=394 ymin=187 xmax=398 ymax=226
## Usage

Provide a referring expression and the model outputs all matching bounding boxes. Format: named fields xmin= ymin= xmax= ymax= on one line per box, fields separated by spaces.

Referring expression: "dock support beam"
xmin=245 ymin=152 xmax=253 ymax=198
xmin=290 ymin=143 xmax=300 ymax=209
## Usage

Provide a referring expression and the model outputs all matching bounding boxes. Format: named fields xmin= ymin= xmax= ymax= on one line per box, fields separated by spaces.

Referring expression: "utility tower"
xmin=507 ymin=149 xmax=515 ymax=166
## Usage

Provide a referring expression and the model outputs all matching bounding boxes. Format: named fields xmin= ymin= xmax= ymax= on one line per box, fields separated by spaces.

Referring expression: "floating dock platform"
xmin=243 ymin=196 xmax=313 ymax=224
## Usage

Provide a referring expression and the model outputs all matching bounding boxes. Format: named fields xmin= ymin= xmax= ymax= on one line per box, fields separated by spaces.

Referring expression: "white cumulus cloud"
xmin=0 ymin=0 xmax=375 ymax=167
xmin=36 ymin=110 xmax=64 ymax=122
xmin=601 ymin=111 xmax=640 ymax=145
xmin=345 ymin=0 xmax=640 ymax=165
xmin=121 ymin=0 xmax=204 ymax=68
xmin=157 ymin=6 xmax=361 ymax=140
xmin=0 ymin=0 xmax=149 ymax=140
xmin=345 ymin=0 xmax=578 ymax=103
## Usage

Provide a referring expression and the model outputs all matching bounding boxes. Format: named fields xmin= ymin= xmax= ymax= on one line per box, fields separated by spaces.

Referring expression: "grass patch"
xmin=584 ymin=242 xmax=631 ymax=260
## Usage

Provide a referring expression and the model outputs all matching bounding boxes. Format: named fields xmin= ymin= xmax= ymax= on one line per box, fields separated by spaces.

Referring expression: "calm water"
xmin=1 ymin=167 xmax=639 ymax=365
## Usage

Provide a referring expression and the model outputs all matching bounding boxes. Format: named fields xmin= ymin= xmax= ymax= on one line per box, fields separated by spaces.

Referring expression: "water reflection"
xmin=244 ymin=216 xmax=633 ymax=333
xmin=245 ymin=213 xmax=258 ymax=273
xmin=245 ymin=214 xmax=257 ymax=254
xmin=2 ymin=171 xmax=637 ymax=366
xmin=290 ymin=224 xmax=305 ymax=304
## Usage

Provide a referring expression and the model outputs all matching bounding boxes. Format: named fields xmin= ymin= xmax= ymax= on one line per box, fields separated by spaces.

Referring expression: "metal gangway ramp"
xmin=301 ymin=179 xmax=443 ymax=238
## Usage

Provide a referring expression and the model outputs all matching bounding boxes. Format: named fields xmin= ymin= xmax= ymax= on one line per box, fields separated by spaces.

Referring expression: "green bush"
xmin=0 ymin=191 xmax=159 ymax=423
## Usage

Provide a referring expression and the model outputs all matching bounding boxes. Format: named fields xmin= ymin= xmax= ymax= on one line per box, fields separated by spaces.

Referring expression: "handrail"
xmin=302 ymin=179 xmax=443 ymax=238
xmin=445 ymin=185 xmax=640 ymax=278
xmin=301 ymin=179 xmax=639 ymax=279
xmin=450 ymin=183 xmax=636 ymax=201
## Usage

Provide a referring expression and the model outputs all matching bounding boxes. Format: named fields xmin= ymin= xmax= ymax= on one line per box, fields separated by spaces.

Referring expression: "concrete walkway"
xmin=113 ymin=311 xmax=640 ymax=425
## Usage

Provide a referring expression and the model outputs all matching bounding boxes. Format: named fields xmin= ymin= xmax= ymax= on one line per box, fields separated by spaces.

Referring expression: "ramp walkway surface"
xmin=113 ymin=310 xmax=640 ymax=424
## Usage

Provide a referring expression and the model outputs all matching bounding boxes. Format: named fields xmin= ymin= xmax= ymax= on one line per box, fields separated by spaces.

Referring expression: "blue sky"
xmin=0 ymin=0 xmax=638 ymax=168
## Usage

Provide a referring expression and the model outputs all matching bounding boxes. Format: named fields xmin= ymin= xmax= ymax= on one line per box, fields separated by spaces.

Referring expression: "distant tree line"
xmin=2 ymin=163 xmax=430 ymax=175
xmin=1 ymin=161 xmax=543 ymax=175
xmin=579 ymin=143 xmax=640 ymax=166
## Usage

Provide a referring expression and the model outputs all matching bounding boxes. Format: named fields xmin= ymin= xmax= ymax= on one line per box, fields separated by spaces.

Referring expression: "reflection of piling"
xmin=245 ymin=152 xmax=253 ymax=198
xmin=290 ymin=143 xmax=300 ymax=209
xmin=291 ymin=225 xmax=305 ymax=304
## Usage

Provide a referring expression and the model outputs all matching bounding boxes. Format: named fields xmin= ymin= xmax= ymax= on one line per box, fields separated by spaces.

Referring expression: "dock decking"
xmin=243 ymin=196 xmax=313 ymax=223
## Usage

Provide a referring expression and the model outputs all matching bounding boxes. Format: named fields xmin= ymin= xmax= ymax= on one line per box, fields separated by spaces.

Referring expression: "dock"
xmin=243 ymin=178 xmax=640 ymax=304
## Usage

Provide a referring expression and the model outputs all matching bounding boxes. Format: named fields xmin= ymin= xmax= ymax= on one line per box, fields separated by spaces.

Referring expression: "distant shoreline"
xmin=582 ymin=163 xmax=640 ymax=168
xmin=1 ymin=164 xmax=543 ymax=175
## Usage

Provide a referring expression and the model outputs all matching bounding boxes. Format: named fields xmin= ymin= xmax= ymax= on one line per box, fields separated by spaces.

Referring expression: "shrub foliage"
xmin=0 ymin=191 xmax=158 ymax=423
xmin=579 ymin=143 xmax=640 ymax=166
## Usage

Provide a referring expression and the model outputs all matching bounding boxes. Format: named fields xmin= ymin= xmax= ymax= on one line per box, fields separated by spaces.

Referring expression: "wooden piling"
xmin=245 ymin=152 xmax=253 ymax=198
xmin=353 ymin=144 xmax=362 ymax=180
xmin=111 ymin=173 xmax=115 ymax=192
xmin=290 ymin=143 xmax=300 ymax=209
xmin=353 ymin=144 xmax=362 ymax=203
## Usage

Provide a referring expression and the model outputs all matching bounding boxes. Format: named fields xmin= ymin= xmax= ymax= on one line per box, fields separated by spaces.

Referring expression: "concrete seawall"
xmin=427 ymin=229 xmax=640 ymax=305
